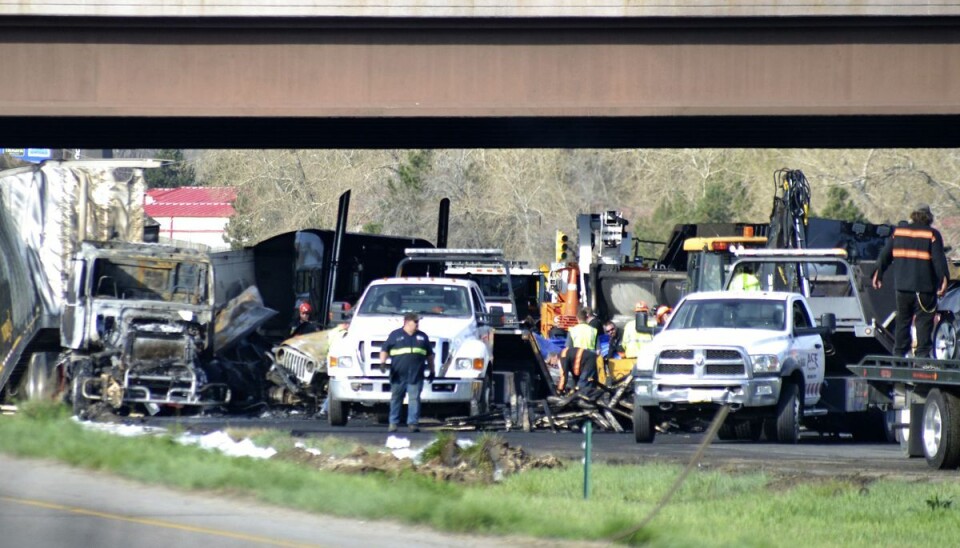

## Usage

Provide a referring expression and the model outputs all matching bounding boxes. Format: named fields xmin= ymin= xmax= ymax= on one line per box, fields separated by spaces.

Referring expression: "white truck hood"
xmin=653 ymin=327 xmax=786 ymax=350
xmin=347 ymin=315 xmax=475 ymax=341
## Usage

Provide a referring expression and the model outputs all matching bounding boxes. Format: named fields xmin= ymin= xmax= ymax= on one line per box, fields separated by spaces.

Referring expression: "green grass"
xmin=3 ymin=404 xmax=960 ymax=546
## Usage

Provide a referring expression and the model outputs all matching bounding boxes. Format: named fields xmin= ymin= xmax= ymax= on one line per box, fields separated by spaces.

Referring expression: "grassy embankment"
xmin=2 ymin=404 xmax=960 ymax=547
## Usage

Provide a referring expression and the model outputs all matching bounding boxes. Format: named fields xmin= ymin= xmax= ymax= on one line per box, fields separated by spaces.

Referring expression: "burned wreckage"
xmin=0 ymin=160 xmax=257 ymax=416
xmin=67 ymin=242 xmax=233 ymax=414
xmin=0 ymin=167 xmax=434 ymax=417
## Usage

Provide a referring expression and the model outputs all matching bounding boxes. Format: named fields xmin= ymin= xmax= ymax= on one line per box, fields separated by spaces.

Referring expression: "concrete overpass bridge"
xmin=2 ymin=1 xmax=960 ymax=148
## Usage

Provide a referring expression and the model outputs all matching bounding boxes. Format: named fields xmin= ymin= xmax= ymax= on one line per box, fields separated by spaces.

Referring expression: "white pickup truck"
xmin=632 ymin=290 xmax=834 ymax=444
xmin=326 ymin=277 xmax=496 ymax=425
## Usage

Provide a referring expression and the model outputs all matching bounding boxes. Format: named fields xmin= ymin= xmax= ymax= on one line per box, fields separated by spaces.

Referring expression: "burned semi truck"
xmin=0 ymin=160 xmax=230 ymax=415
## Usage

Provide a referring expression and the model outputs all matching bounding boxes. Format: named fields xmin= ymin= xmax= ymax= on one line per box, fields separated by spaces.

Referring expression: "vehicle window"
xmin=357 ymin=284 xmax=472 ymax=318
xmin=793 ymin=301 xmax=812 ymax=328
xmin=668 ymin=298 xmax=785 ymax=331
xmin=471 ymin=289 xmax=484 ymax=314
xmin=91 ymin=259 xmax=207 ymax=304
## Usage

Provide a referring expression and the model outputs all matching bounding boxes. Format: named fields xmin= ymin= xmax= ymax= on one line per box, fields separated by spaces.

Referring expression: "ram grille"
xmin=655 ymin=347 xmax=747 ymax=377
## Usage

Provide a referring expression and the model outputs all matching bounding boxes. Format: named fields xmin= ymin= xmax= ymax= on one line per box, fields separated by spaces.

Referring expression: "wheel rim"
xmin=934 ymin=321 xmax=957 ymax=360
xmin=923 ymin=400 xmax=943 ymax=458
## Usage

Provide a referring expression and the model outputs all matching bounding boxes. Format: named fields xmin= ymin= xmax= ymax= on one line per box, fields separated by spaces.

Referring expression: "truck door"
xmin=471 ymin=287 xmax=494 ymax=355
xmin=61 ymin=258 xmax=86 ymax=349
xmin=792 ymin=299 xmax=824 ymax=405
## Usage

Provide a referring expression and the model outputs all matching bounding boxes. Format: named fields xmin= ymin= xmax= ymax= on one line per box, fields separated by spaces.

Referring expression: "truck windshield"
xmin=358 ymin=284 xmax=472 ymax=318
xmin=91 ymin=259 xmax=209 ymax=305
xmin=668 ymin=298 xmax=786 ymax=331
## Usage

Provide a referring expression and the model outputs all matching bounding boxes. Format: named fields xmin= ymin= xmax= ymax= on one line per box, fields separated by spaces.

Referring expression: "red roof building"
xmin=144 ymin=187 xmax=237 ymax=249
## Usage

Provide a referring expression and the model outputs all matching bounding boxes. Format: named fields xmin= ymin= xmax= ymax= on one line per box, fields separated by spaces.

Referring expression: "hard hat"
xmin=298 ymin=301 xmax=313 ymax=314
xmin=634 ymin=301 xmax=649 ymax=313
xmin=656 ymin=305 xmax=671 ymax=322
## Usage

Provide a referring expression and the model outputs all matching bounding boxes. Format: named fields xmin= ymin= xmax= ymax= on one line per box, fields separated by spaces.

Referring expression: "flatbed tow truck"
xmin=850 ymin=355 xmax=960 ymax=469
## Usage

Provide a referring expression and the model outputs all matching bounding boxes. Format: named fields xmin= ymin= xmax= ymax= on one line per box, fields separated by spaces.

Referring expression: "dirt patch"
xmin=763 ymin=472 xmax=876 ymax=494
xmin=274 ymin=435 xmax=563 ymax=483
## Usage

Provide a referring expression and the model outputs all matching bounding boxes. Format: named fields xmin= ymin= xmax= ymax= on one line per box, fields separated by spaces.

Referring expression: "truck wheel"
xmin=470 ymin=375 xmax=492 ymax=416
xmin=717 ymin=423 xmax=737 ymax=441
xmin=24 ymin=353 xmax=60 ymax=402
xmin=736 ymin=420 xmax=764 ymax=441
xmin=328 ymin=395 xmax=348 ymax=426
xmin=633 ymin=405 xmax=655 ymax=443
xmin=933 ymin=319 xmax=960 ymax=360
xmin=773 ymin=381 xmax=801 ymax=444
xmin=922 ymin=389 xmax=960 ymax=469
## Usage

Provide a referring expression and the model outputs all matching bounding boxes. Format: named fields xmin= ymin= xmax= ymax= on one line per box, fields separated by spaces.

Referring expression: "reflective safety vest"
xmin=568 ymin=323 xmax=597 ymax=350
xmin=389 ymin=346 xmax=429 ymax=356
xmin=728 ymin=272 xmax=761 ymax=291
xmin=621 ymin=319 xmax=654 ymax=359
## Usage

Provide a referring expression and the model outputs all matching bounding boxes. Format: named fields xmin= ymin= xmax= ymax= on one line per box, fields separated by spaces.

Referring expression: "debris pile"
xmin=440 ymin=374 xmax=635 ymax=433
xmin=535 ymin=375 xmax=634 ymax=432
xmin=275 ymin=434 xmax=563 ymax=484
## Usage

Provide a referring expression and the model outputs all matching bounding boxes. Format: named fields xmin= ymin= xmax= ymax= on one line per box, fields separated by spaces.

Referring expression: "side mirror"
xmin=635 ymin=312 xmax=656 ymax=334
xmin=795 ymin=313 xmax=837 ymax=337
xmin=819 ymin=313 xmax=837 ymax=333
xmin=486 ymin=306 xmax=505 ymax=328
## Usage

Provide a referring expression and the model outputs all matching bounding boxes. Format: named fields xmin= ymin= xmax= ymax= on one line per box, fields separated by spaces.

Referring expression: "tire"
xmin=24 ymin=353 xmax=59 ymax=402
xmin=933 ymin=318 xmax=960 ymax=360
xmin=328 ymin=395 xmax=347 ymax=426
xmin=470 ymin=375 xmax=492 ymax=416
xmin=717 ymin=423 xmax=737 ymax=441
xmin=633 ymin=405 xmax=655 ymax=443
xmin=773 ymin=381 xmax=802 ymax=444
xmin=922 ymin=389 xmax=960 ymax=469
xmin=736 ymin=419 xmax=764 ymax=441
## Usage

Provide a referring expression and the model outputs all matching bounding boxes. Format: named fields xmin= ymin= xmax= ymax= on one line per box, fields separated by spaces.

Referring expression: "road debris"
xmin=275 ymin=433 xmax=563 ymax=483
xmin=439 ymin=374 xmax=634 ymax=433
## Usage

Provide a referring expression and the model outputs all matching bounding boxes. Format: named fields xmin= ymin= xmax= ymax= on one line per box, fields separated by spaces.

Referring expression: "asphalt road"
xmin=0 ymin=454 xmax=596 ymax=548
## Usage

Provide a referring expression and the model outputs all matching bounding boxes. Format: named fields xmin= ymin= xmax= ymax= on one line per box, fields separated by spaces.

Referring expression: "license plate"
xmin=687 ymin=389 xmax=714 ymax=403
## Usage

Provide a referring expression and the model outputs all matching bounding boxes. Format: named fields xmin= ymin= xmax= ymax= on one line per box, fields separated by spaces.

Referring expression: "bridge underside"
xmin=2 ymin=16 xmax=959 ymax=148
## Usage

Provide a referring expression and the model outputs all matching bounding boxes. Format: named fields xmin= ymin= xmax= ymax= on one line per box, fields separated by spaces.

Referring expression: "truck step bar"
xmin=848 ymin=354 xmax=960 ymax=386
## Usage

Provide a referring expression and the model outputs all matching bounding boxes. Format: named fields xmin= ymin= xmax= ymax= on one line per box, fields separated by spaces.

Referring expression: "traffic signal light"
xmin=555 ymin=230 xmax=570 ymax=262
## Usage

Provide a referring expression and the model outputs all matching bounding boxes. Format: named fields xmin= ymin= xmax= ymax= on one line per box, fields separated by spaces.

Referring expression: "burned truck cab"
xmin=65 ymin=241 xmax=229 ymax=415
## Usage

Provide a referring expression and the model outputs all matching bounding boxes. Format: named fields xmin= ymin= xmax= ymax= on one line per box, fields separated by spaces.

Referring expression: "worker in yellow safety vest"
xmin=728 ymin=269 xmax=761 ymax=291
xmin=621 ymin=301 xmax=655 ymax=359
xmin=565 ymin=307 xmax=598 ymax=351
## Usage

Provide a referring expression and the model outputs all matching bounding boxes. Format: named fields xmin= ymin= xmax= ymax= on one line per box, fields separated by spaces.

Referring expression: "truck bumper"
xmin=329 ymin=377 xmax=482 ymax=404
xmin=633 ymin=377 xmax=781 ymax=408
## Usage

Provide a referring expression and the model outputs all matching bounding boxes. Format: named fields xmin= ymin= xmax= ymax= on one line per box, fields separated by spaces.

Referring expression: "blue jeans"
xmin=389 ymin=380 xmax=423 ymax=426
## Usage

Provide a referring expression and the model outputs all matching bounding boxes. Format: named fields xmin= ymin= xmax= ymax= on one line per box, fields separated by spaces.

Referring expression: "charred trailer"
xmin=0 ymin=160 xmax=154 ymax=404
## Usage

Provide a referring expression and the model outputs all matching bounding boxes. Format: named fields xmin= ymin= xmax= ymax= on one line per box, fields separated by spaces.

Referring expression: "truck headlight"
xmin=751 ymin=354 xmax=780 ymax=374
xmin=455 ymin=358 xmax=483 ymax=370
xmin=332 ymin=356 xmax=352 ymax=369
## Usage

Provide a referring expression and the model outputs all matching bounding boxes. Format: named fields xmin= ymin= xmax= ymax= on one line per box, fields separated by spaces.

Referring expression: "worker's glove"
xmin=379 ymin=363 xmax=388 ymax=374
xmin=425 ymin=369 xmax=435 ymax=382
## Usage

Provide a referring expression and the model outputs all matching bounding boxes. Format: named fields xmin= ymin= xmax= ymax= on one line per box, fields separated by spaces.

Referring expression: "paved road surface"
xmin=0 ymin=454 xmax=597 ymax=548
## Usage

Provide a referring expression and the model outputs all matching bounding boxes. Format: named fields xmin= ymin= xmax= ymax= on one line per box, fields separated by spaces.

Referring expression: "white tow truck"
xmin=632 ymin=290 xmax=835 ymax=443
xmin=326 ymin=276 xmax=497 ymax=425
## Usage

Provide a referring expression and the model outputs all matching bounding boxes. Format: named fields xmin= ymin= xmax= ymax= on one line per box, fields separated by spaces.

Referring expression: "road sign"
xmin=1 ymin=148 xmax=52 ymax=163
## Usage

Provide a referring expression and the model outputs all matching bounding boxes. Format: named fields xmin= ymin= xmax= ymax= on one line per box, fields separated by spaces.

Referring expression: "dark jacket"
xmin=557 ymin=347 xmax=599 ymax=391
xmin=381 ymin=328 xmax=434 ymax=384
xmin=875 ymin=223 xmax=949 ymax=293
xmin=291 ymin=320 xmax=320 ymax=337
